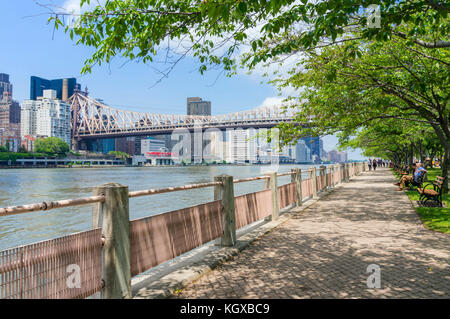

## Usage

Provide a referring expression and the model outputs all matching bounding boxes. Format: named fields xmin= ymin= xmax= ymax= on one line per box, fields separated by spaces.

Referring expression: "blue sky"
xmin=0 ymin=0 xmax=365 ymax=159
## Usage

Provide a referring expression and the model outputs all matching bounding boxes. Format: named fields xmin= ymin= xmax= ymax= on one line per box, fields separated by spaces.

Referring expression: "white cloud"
xmin=62 ymin=0 xmax=82 ymax=14
xmin=60 ymin=0 xmax=107 ymax=27
xmin=256 ymin=97 xmax=285 ymax=109
xmin=62 ymin=0 xmax=106 ymax=14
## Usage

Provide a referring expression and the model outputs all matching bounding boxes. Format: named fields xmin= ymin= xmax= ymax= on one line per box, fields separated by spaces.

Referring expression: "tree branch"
xmin=394 ymin=31 xmax=450 ymax=49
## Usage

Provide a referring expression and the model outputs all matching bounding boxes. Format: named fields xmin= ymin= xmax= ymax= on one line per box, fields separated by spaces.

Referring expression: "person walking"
xmin=368 ymin=159 xmax=372 ymax=171
xmin=372 ymin=159 xmax=377 ymax=171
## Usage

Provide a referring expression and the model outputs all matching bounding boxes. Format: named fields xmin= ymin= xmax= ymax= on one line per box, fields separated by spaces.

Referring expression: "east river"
xmin=0 ymin=164 xmax=321 ymax=250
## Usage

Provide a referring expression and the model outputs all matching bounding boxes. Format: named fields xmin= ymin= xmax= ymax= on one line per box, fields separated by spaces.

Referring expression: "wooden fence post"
xmin=214 ymin=175 xmax=236 ymax=247
xmin=291 ymin=168 xmax=302 ymax=207
xmin=265 ymin=172 xmax=279 ymax=220
xmin=311 ymin=167 xmax=318 ymax=199
xmin=213 ymin=180 xmax=221 ymax=246
xmin=320 ymin=165 xmax=326 ymax=191
xmin=330 ymin=165 xmax=335 ymax=188
xmin=92 ymin=188 xmax=103 ymax=229
xmin=93 ymin=183 xmax=131 ymax=299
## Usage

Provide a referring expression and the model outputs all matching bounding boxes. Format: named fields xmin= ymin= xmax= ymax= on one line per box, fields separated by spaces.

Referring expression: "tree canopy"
xmin=108 ymin=150 xmax=130 ymax=160
xmin=274 ymin=23 xmax=448 ymax=189
xmin=49 ymin=0 xmax=449 ymax=78
xmin=34 ymin=137 xmax=70 ymax=156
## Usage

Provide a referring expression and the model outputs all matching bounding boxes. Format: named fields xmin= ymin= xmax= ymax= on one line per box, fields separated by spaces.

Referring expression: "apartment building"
xmin=21 ymin=90 xmax=71 ymax=146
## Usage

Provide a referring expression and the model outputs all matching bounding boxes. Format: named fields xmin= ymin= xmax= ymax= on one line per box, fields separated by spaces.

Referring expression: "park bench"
xmin=393 ymin=165 xmax=410 ymax=181
xmin=393 ymin=165 xmax=406 ymax=175
xmin=417 ymin=176 xmax=446 ymax=207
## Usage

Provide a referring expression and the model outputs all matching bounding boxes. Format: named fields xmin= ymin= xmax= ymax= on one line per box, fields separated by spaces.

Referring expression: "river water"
xmin=0 ymin=164 xmax=321 ymax=251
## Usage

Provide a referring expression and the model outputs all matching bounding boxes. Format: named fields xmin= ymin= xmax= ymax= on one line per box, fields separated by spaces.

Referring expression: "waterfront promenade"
xmin=172 ymin=168 xmax=450 ymax=299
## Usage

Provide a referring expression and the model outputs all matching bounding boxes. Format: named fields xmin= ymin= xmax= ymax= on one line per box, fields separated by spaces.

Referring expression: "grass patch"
xmin=393 ymin=168 xmax=449 ymax=234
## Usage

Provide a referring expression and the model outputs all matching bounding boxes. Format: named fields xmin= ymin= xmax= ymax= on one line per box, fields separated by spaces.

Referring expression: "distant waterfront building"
xmin=115 ymin=136 xmax=136 ymax=155
xmin=294 ymin=139 xmax=313 ymax=163
xmin=201 ymin=130 xmax=229 ymax=162
xmin=0 ymin=97 xmax=20 ymax=130
xmin=328 ymin=150 xmax=348 ymax=163
xmin=225 ymin=128 xmax=258 ymax=163
xmin=187 ymin=97 xmax=211 ymax=116
xmin=21 ymin=90 xmax=71 ymax=146
xmin=319 ymin=139 xmax=328 ymax=161
xmin=0 ymin=100 xmax=21 ymax=151
xmin=20 ymin=100 xmax=37 ymax=137
xmin=0 ymin=99 xmax=20 ymax=125
xmin=21 ymin=135 xmax=36 ymax=152
xmin=85 ymin=138 xmax=115 ymax=154
xmin=30 ymin=76 xmax=80 ymax=101
xmin=141 ymin=137 xmax=167 ymax=155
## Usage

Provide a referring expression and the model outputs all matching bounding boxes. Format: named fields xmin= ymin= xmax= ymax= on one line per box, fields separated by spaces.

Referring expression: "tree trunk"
xmin=442 ymin=147 xmax=449 ymax=193
xmin=429 ymin=122 xmax=449 ymax=193
xmin=409 ymin=144 xmax=414 ymax=165
xmin=404 ymin=146 xmax=409 ymax=166
xmin=417 ymin=140 xmax=426 ymax=163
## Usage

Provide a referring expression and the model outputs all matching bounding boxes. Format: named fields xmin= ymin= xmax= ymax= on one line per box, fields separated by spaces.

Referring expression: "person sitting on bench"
xmin=395 ymin=163 xmax=425 ymax=191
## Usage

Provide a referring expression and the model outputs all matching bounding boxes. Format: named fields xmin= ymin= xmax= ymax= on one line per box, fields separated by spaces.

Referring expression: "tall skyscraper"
xmin=187 ymin=97 xmax=211 ymax=116
xmin=294 ymin=139 xmax=313 ymax=163
xmin=0 ymin=73 xmax=13 ymax=99
xmin=30 ymin=76 xmax=79 ymax=101
xmin=302 ymin=136 xmax=321 ymax=158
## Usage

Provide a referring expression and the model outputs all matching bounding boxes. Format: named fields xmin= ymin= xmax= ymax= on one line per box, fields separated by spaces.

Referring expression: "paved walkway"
xmin=173 ymin=168 xmax=449 ymax=298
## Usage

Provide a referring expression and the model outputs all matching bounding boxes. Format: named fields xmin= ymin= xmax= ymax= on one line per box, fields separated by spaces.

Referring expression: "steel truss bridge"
xmin=69 ymin=92 xmax=296 ymax=149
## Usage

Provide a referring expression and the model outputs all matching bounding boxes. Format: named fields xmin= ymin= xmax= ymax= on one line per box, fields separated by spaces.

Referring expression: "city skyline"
xmin=0 ymin=1 xmax=365 ymax=159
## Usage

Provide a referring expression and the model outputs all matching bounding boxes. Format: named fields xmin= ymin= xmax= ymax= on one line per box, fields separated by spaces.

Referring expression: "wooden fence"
xmin=0 ymin=162 xmax=366 ymax=299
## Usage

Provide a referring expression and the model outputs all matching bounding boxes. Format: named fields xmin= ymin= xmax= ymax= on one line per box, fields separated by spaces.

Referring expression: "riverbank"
xmin=0 ymin=161 xmax=324 ymax=169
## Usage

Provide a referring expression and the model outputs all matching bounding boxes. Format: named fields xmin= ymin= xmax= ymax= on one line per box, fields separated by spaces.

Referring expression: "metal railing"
xmin=0 ymin=162 xmax=366 ymax=299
